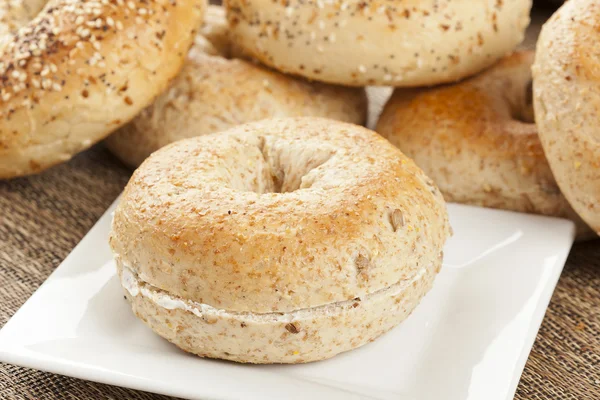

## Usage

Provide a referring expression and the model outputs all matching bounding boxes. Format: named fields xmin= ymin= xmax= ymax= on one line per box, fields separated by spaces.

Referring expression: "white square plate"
xmin=0 ymin=200 xmax=574 ymax=400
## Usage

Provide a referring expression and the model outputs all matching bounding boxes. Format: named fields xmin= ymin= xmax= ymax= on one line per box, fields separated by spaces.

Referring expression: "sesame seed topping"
xmin=0 ymin=0 xmax=179 ymax=109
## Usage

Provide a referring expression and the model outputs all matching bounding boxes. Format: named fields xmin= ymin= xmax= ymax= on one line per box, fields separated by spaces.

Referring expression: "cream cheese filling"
xmin=119 ymin=263 xmax=428 ymax=323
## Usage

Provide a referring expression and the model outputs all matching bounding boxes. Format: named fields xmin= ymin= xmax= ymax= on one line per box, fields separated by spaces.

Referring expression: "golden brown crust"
xmin=109 ymin=117 xmax=450 ymax=314
xmin=533 ymin=0 xmax=600 ymax=235
xmin=105 ymin=6 xmax=368 ymax=168
xmin=377 ymin=51 xmax=590 ymax=236
xmin=0 ymin=0 xmax=206 ymax=178
xmin=225 ymin=0 xmax=532 ymax=86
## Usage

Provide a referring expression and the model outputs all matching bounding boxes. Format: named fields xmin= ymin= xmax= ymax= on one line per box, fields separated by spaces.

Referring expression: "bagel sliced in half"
xmin=110 ymin=117 xmax=451 ymax=363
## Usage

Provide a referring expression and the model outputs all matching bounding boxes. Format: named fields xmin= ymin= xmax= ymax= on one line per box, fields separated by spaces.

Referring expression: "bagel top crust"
xmin=533 ymin=0 xmax=600 ymax=234
xmin=109 ymin=118 xmax=451 ymax=313
xmin=225 ymin=0 xmax=532 ymax=86
xmin=0 ymin=0 xmax=205 ymax=178
xmin=379 ymin=52 xmax=542 ymax=166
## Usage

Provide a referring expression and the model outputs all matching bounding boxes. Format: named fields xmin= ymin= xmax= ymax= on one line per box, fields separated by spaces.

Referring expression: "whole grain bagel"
xmin=109 ymin=117 xmax=451 ymax=364
xmin=225 ymin=0 xmax=532 ymax=87
xmin=0 ymin=0 xmax=205 ymax=178
xmin=377 ymin=51 xmax=590 ymax=236
xmin=533 ymin=0 xmax=600 ymax=235
xmin=105 ymin=6 xmax=367 ymax=168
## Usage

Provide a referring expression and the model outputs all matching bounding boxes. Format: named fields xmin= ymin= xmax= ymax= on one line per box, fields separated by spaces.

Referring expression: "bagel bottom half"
xmin=118 ymin=261 xmax=436 ymax=364
xmin=377 ymin=51 xmax=590 ymax=238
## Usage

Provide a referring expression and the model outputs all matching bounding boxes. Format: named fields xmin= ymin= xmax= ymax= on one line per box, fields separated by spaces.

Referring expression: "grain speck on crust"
xmin=285 ymin=323 xmax=300 ymax=334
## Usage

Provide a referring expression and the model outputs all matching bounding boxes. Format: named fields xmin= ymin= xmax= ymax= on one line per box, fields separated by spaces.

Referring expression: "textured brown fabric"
xmin=1 ymin=6 xmax=599 ymax=400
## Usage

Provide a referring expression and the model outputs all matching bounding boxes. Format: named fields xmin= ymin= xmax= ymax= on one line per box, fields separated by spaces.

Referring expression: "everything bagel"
xmin=0 ymin=0 xmax=205 ymax=178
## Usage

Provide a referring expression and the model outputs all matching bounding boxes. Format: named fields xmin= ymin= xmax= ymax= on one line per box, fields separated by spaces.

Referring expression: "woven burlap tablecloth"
xmin=1 ymin=5 xmax=599 ymax=400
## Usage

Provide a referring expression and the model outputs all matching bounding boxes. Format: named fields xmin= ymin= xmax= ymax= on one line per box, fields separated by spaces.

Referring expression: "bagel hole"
xmin=254 ymin=136 xmax=335 ymax=194
xmin=510 ymin=80 xmax=535 ymax=124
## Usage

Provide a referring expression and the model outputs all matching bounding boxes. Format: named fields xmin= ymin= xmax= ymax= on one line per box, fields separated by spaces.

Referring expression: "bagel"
xmin=0 ymin=0 xmax=205 ymax=178
xmin=109 ymin=117 xmax=451 ymax=364
xmin=225 ymin=0 xmax=532 ymax=87
xmin=533 ymin=0 xmax=600 ymax=235
xmin=377 ymin=51 xmax=590 ymax=236
xmin=105 ymin=6 xmax=368 ymax=168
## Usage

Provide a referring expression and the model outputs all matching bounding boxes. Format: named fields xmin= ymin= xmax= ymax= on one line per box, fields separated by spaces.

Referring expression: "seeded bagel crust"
xmin=225 ymin=0 xmax=532 ymax=86
xmin=109 ymin=117 xmax=451 ymax=363
xmin=105 ymin=6 xmax=367 ymax=168
xmin=533 ymin=0 xmax=600 ymax=235
xmin=0 ymin=0 xmax=205 ymax=178
xmin=377 ymin=51 xmax=590 ymax=237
